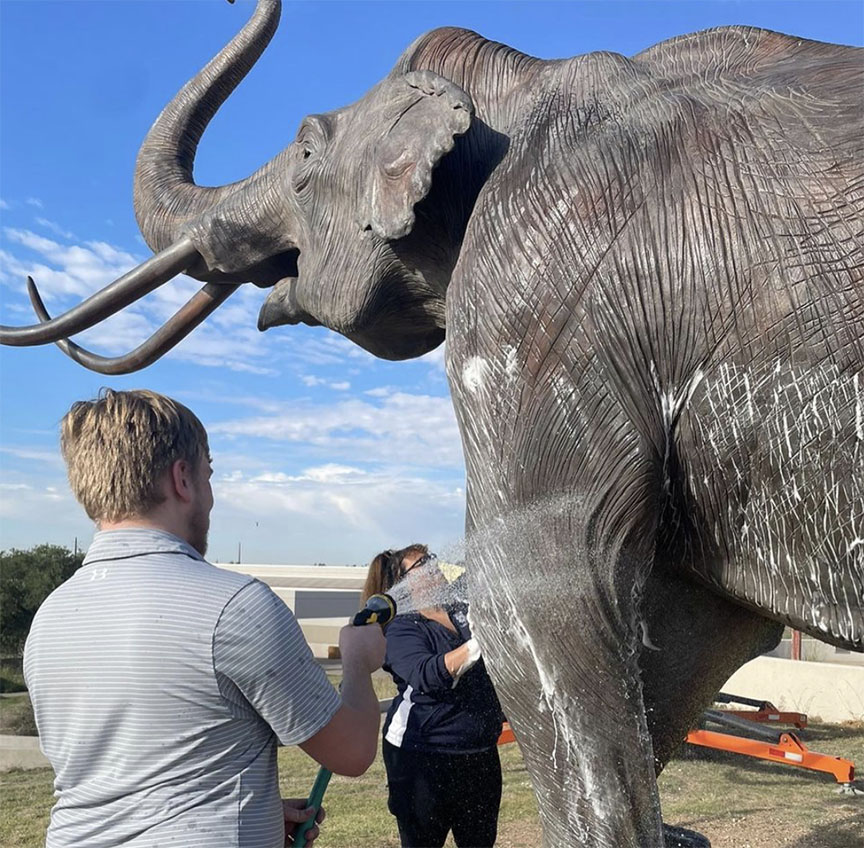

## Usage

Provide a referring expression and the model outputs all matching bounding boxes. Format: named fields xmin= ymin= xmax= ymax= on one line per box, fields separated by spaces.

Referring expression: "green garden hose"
xmin=293 ymin=766 xmax=332 ymax=845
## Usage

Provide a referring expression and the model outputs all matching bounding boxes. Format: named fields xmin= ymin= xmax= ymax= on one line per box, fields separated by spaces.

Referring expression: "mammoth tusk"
xmin=0 ymin=237 xmax=200 ymax=346
xmin=26 ymin=278 xmax=240 ymax=375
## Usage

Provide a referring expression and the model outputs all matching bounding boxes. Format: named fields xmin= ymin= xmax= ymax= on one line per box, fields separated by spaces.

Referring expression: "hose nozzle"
xmin=352 ymin=593 xmax=396 ymax=627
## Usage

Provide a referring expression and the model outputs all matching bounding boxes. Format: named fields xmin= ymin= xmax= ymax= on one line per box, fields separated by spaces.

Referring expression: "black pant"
xmin=382 ymin=739 xmax=502 ymax=848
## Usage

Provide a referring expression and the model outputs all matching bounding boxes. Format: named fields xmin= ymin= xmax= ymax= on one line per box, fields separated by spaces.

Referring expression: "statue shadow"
xmin=787 ymin=815 xmax=864 ymax=848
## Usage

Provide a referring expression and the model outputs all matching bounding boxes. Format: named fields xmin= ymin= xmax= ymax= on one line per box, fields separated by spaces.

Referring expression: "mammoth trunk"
xmin=133 ymin=0 xmax=282 ymax=253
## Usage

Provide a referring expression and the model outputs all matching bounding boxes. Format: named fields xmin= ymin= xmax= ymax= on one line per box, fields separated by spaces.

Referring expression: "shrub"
xmin=0 ymin=545 xmax=84 ymax=658
xmin=0 ymin=693 xmax=38 ymax=735
xmin=0 ymin=657 xmax=27 ymax=693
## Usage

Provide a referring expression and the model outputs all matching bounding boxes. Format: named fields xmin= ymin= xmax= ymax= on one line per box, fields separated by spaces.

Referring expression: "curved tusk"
xmin=0 ymin=237 xmax=199 ymax=347
xmin=26 ymin=279 xmax=240 ymax=375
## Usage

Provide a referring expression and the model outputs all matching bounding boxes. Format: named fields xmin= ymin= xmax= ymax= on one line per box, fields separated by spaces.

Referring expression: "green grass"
xmin=327 ymin=672 xmax=397 ymax=702
xmin=0 ymin=768 xmax=55 ymax=848
xmin=276 ymin=734 xmax=535 ymax=847
xmin=3 ymin=724 xmax=862 ymax=847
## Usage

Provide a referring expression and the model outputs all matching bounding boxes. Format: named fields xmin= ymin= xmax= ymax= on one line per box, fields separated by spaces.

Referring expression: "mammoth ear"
xmin=365 ymin=71 xmax=474 ymax=241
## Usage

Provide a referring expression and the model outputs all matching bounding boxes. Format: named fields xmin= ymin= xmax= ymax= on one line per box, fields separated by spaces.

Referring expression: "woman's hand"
xmin=283 ymin=799 xmax=325 ymax=846
xmin=445 ymin=637 xmax=483 ymax=685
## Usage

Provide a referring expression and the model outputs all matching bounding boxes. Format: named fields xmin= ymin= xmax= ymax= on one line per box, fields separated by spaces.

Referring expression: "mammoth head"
xmin=0 ymin=0 xmax=476 ymax=371
xmin=255 ymin=69 xmax=474 ymax=359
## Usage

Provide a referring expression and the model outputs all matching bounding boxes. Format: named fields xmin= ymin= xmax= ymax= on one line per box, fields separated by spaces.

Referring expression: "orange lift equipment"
xmin=685 ymin=692 xmax=859 ymax=794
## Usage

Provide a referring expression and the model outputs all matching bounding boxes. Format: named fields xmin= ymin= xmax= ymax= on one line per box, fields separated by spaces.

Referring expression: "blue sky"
xmin=1 ymin=0 xmax=862 ymax=564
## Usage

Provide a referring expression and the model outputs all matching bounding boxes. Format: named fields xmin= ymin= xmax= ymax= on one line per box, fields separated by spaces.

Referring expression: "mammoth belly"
xmin=675 ymin=362 xmax=863 ymax=651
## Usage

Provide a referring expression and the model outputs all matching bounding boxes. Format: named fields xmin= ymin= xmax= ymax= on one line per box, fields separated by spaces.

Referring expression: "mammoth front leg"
xmin=468 ymin=515 xmax=665 ymax=847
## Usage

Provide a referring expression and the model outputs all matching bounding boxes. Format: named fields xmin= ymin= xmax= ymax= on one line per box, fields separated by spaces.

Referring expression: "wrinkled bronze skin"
xmin=3 ymin=3 xmax=861 ymax=845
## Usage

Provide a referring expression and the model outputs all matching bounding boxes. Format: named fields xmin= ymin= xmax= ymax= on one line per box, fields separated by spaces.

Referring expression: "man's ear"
xmin=364 ymin=71 xmax=474 ymax=241
xmin=169 ymin=459 xmax=194 ymax=504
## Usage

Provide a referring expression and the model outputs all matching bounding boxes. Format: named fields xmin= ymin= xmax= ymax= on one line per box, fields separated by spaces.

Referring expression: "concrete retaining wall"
xmin=1 ymin=734 xmax=49 ymax=770
xmin=721 ymin=656 xmax=864 ymax=723
xmin=7 ymin=656 xmax=861 ymax=772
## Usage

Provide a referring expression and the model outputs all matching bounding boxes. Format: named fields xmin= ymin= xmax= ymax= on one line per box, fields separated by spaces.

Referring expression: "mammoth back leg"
xmin=636 ymin=364 xmax=860 ymax=775
xmin=675 ymin=364 xmax=864 ymax=653
xmin=638 ymin=561 xmax=783 ymax=774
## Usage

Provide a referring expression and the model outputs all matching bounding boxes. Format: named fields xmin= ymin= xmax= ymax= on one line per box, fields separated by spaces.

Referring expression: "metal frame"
xmin=685 ymin=692 xmax=856 ymax=785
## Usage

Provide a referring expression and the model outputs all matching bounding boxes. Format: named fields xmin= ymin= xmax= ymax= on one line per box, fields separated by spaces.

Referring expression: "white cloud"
xmin=0 ymin=223 xmax=436 ymax=383
xmin=0 ymin=199 xmax=9 ymax=210
xmin=0 ymin=451 xmax=466 ymax=563
xmin=35 ymin=217 xmax=76 ymax=240
xmin=0 ymin=446 xmax=63 ymax=466
xmin=0 ymin=228 xmax=280 ymax=374
xmin=419 ymin=341 xmax=447 ymax=372
xmin=301 ymin=375 xmax=351 ymax=391
xmin=1 ymin=227 xmax=139 ymax=299
xmin=210 ymin=462 xmax=465 ymax=562
xmin=0 ymin=214 xmax=469 ymax=562
xmin=0 ymin=442 xmax=466 ymax=564
xmin=0 ymin=475 xmax=91 ymax=550
xmin=287 ymin=332 xmax=377 ymax=368
xmin=211 ymin=391 xmax=463 ymax=468
xmin=25 ymin=197 xmax=43 ymax=209
xmin=184 ymin=392 xmax=286 ymax=415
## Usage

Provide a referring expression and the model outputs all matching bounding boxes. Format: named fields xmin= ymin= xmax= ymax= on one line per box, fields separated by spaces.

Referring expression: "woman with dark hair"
xmin=363 ymin=544 xmax=503 ymax=848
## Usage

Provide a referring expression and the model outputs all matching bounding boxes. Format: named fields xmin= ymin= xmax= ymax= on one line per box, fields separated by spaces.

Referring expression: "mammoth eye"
xmin=295 ymin=114 xmax=332 ymax=161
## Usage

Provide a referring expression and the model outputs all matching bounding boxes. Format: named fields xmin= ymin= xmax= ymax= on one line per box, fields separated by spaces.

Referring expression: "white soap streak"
xmin=651 ymin=361 xmax=705 ymax=430
xmin=503 ymin=345 xmax=519 ymax=380
xmin=462 ymin=356 xmax=490 ymax=394
xmin=686 ymin=362 xmax=862 ymax=645
xmin=855 ymin=372 xmax=863 ymax=441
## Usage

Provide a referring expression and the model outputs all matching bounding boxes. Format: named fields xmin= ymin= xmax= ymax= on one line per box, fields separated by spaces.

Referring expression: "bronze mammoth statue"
xmin=2 ymin=1 xmax=861 ymax=845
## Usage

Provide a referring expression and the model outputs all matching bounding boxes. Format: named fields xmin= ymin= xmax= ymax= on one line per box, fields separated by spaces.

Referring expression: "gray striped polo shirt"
xmin=24 ymin=529 xmax=341 ymax=848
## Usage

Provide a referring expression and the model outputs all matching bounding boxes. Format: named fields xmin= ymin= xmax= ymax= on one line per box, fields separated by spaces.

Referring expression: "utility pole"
xmin=237 ymin=542 xmax=241 ymax=565
xmin=791 ymin=629 xmax=802 ymax=661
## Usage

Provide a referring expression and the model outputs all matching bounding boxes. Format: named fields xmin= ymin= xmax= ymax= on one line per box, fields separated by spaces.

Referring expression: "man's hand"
xmin=338 ymin=622 xmax=386 ymax=674
xmin=296 ymin=623 xmax=384 ymax=775
xmin=283 ymin=799 xmax=325 ymax=846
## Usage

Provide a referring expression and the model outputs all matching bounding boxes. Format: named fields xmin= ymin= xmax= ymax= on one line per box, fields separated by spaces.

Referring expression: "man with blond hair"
xmin=24 ymin=388 xmax=385 ymax=848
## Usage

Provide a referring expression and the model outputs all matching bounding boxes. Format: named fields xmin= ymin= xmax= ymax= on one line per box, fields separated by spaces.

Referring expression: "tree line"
xmin=0 ymin=545 xmax=83 ymax=657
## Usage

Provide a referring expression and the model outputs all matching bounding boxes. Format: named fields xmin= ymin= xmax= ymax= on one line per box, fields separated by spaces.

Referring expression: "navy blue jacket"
xmin=381 ymin=603 xmax=503 ymax=753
